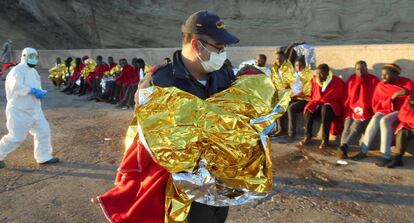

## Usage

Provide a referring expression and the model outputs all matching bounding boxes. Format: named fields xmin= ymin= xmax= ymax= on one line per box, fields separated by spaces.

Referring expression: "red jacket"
xmin=372 ymin=76 xmax=414 ymax=115
xmin=396 ymin=96 xmax=414 ymax=133
xmin=116 ymin=64 xmax=137 ymax=85
xmin=344 ymin=73 xmax=379 ymax=120
xmin=94 ymin=62 xmax=110 ymax=79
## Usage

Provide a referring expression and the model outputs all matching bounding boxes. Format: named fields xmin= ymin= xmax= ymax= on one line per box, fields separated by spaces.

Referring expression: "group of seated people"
xmin=49 ymin=55 xmax=171 ymax=109
xmin=237 ymin=49 xmax=414 ymax=169
xmin=49 ymin=48 xmax=414 ymax=168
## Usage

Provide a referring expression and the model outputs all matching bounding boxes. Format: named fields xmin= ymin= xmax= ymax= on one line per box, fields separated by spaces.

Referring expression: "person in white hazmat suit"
xmin=0 ymin=47 xmax=59 ymax=168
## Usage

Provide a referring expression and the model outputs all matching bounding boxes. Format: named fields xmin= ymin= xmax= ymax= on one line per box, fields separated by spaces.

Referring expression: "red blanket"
xmin=116 ymin=64 xmax=138 ymax=85
xmin=396 ymin=96 xmax=414 ymax=133
xmin=304 ymin=75 xmax=345 ymax=135
xmin=344 ymin=73 xmax=379 ymax=120
xmin=94 ymin=63 xmax=110 ymax=79
xmin=372 ymin=77 xmax=414 ymax=115
xmin=98 ymin=136 xmax=169 ymax=223
xmin=70 ymin=64 xmax=85 ymax=82
xmin=305 ymin=75 xmax=345 ymax=116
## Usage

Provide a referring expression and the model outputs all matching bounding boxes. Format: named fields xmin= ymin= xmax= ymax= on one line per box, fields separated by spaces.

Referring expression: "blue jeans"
xmin=360 ymin=111 xmax=398 ymax=159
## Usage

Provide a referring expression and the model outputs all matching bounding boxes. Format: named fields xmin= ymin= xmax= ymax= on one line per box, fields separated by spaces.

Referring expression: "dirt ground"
xmin=1 ymin=70 xmax=414 ymax=223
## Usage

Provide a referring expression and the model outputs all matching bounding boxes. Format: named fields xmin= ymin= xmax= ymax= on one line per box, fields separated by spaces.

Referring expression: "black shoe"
xmin=387 ymin=156 xmax=404 ymax=168
xmin=375 ymin=157 xmax=392 ymax=167
xmin=39 ymin=157 xmax=60 ymax=165
xmin=0 ymin=160 xmax=5 ymax=169
xmin=337 ymin=145 xmax=348 ymax=159
xmin=95 ymin=96 xmax=104 ymax=102
xmin=351 ymin=152 xmax=367 ymax=161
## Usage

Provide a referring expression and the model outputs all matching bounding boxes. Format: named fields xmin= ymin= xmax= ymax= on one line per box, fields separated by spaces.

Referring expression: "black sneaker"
xmin=351 ymin=152 xmax=367 ymax=161
xmin=39 ymin=157 xmax=60 ymax=165
xmin=375 ymin=158 xmax=392 ymax=167
xmin=337 ymin=145 xmax=348 ymax=159
xmin=0 ymin=160 xmax=5 ymax=169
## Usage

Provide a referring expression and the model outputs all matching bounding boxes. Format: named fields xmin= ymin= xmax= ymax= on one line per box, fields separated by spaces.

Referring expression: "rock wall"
xmin=1 ymin=0 xmax=414 ymax=49
xmin=12 ymin=44 xmax=414 ymax=81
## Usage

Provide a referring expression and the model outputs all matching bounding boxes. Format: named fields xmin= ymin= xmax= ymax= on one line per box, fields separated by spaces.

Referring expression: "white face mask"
xmin=196 ymin=41 xmax=227 ymax=73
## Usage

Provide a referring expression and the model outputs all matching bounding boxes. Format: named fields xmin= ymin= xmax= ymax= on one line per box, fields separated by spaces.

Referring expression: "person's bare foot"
xmin=299 ymin=137 xmax=311 ymax=146
xmin=319 ymin=140 xmax=329 ymax=149
xmin=91 ymin=197 xmax=100 ymax=204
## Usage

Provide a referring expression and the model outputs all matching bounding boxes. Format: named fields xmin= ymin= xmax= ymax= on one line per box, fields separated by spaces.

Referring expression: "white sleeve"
xmin=139 ymin=68 xmax=144 ymax=82
xmin=8 ymin=70 xmax=32 ymax=96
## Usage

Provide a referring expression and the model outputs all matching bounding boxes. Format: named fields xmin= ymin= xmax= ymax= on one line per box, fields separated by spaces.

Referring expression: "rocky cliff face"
xmin=1 ymin=0 xmax=413 ymax=49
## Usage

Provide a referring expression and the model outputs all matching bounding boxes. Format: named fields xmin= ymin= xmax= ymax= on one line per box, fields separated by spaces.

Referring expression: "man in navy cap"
xmin=138 ymin=10 xmax=239 ymax=223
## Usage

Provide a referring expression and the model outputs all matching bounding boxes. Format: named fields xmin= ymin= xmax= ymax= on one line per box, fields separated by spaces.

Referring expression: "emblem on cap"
xmin=216 ymin=21 xmax=225 ymax=29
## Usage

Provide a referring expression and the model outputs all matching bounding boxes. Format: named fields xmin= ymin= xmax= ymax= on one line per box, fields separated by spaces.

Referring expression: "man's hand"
xmin=30 ymin=88 xmax=47 ymax=99
xmin=391 ymin=89 xmax=408 ymax=100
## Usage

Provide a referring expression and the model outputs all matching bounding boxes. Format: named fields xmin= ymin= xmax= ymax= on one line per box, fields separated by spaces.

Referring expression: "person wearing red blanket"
xmin=89 ymin=55 xmax=110 ymax=101
xmin=63 ymin=57 xmax=84 ymax=94
xmin=337 ymin=61 xmax=379 ymax=159
xmin=97 ymin=11 xmax=239 ymax=223
xmin=109 ymin=58 xmax=136 ymax=104
xmin=108 ymin=56 xmax=118 ymax=70
xmin=117 ymin=58 xmax=144 ymax=109
xmin=299 ymin=63 xmax=345 ymax=149
xmin=387 ymin=94 xmax=414 ymax=168
xmin=352 ymin=63 xmax=414 ymax=167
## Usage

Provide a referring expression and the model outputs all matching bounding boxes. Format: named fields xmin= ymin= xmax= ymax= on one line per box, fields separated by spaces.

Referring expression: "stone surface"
xmin=0 ymin=0 xmax=414 ymax=49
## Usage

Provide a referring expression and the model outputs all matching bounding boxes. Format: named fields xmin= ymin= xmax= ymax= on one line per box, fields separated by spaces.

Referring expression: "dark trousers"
xmin=187 ymin=202 xmax=229 ymax=223
xmin=102 ymin=80 xmax=115 ymax=100
xmin=276 ymin=100 xmax=307 ymax=136
xmin=92 ymin=78 xmax=102 ymax=98
xmin=340 ymin=118 xmax=369 ymax=146
xmin=111 ymin=83 xmax=125 ymax=102
xmin=304 ymin=104 xmax=334 ymax=141
xmin=119 ymin=85 xmax=138 ymax=107
xmin=79 ymin=77 xmax=86 ymax=94
xmin=396 ymin=128 xmax=414 ymax=156
xmin=287 ymin=100 xmax=308 ymax=136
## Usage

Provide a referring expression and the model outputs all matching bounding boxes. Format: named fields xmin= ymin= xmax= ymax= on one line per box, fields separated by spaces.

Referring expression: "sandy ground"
xmin=1 ymin=70 xmax=414 ymax=223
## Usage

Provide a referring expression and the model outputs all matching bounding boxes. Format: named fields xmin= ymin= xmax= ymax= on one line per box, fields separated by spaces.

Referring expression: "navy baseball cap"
xmin=181 ymin=11 xmax=240 ymax=45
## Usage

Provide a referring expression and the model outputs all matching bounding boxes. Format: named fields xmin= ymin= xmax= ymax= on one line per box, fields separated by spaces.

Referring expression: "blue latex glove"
xmin=30 ymin=88 xmax=47 ymax=99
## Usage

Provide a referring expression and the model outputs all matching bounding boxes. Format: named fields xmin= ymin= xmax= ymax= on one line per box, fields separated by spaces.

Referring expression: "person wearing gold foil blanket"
xmin=94 ymin=11 xmax=282 ymax=223
xmin=276 ymin=56 xmax=313 ymax=140
xmin=48 ymin=57 xmax=66 ymax=88
xmin=270 ymin=50 xmax=302 ymax=137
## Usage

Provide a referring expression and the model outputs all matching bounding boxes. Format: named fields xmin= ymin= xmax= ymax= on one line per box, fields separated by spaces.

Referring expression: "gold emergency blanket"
xmin=129 ymin=74 xmax=292 ymax=222
xmin=81 ymin=59 xmax=96 ymax=77
xmin=48 ymin=63 xmax=67 ymax=80
xmin=104 ymin=64 xmax=121 ymax=77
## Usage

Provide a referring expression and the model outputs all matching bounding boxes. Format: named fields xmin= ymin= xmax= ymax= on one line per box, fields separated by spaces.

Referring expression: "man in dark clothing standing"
xmin=138 ymin=10 xmax=239 ymax=223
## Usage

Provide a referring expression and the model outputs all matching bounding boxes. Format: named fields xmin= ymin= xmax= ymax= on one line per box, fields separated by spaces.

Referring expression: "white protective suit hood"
xmin=21 ymin=47 xmax=39 ymax=66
